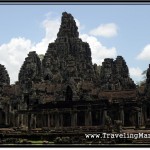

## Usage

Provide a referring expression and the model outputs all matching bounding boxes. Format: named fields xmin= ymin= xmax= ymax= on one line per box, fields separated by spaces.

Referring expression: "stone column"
xmin=5 ymin=110 xmax=8 ymax=125
xmin=60 ymin=114 xmax=63 ymax=127
xmin=136 ymin=106 xmax=143 ymax=129
xmin=20 ymin=114 xmax=23 ymax=127
xmin=144 ymin=105 xmax=147 ymax=125
xmin=120 ymin=106 xmax=124 ymax=126
xmin=48 ymin=113 xmax=50 ymax=128
xmin=33 ymin=114 xmax=36 ymax=129
xmin=89 ymin=109 xmax=92 ymax=126
xmin=45 ymin=114 xmax=48 ymax=127
xmin=25 ymin=114 xmax=28 ymax=127
xmin=8 ymin=105 xmax=11 ymax=125
xmin=30 ymin=114 xmax=33 ymax=128
xmin=12 ymin=112 xmax=15 ymax=127
xmin=102 ymin=108 xmax=107 ymax=125
xmin=15 ymin=113 xmax=19 ymax=127
xmin=138 ymin=110 xmax=141 ymax=127
xmin=42 ymin=114 xmax=44 ymax=127
xmin=28 ymin=113 xmax=31 ymax=131
xmin=140 ymin=107 xmax=143 ymax=126
xmin=99 ymin=110 xmax=102 ymax=125
xmin=51 ymin=113 xmax=54 ymax=127
xmin=55 ymin=112 xmax=59 ymax=128
xmin=85 ymin=106 xmax=92 ymax=126
xmin=71 ymin=108 xmax=77 ymax=127
xmin=135 ymin=110 xmax=139 ymax=129
xmin=41 ymin=112 xmax=45 ymax=127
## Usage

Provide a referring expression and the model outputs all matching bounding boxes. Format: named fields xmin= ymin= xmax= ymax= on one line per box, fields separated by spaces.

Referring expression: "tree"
xmin=136 ymin=70 xmax=147 ymax=87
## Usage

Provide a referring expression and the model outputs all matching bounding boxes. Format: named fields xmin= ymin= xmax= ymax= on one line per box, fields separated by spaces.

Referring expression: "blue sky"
xmin=0 ymin=4 xmax=150 ymax=84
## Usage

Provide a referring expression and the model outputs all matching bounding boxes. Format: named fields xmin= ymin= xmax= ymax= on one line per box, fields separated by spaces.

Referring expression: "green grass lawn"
xmin=19 ymin=139 xmax=54 ymax=145
xmin=28 ymin=140 xmax=54 ymax=144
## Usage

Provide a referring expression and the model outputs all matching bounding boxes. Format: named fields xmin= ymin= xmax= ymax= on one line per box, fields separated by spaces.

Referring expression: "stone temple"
xmin=0 ymin=12 xmax=150 ymax=143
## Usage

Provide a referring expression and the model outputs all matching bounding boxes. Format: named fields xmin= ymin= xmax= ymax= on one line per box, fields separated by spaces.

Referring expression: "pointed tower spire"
xmin=0 ymin=64 xmax=10 ymax=85
xmin=57 ymin=12 xmax=79 ymax=38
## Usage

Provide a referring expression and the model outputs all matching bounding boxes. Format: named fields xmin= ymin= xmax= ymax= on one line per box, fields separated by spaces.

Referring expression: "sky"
xmin=0 ymin=4 xmax=150 ymax=84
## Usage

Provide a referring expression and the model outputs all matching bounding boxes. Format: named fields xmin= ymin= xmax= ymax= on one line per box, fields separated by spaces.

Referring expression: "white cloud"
xmin=137 ymin=44 xmax=150 ymax=60
xmin=89 ymin=23 xmax=118 ymax=38
xmin=0 ymin=37 xmax=32 ymax=84
xmin=129 ymin=67 xmax=142 ymax=77
xmin=80 ymin=34 xmax=117 ymax=65
xmin=129 ymin=67 xmax=144 ymax=83
xmin=75 ymin=18 xmax=85 ymax=32
xmin=30 ymin=16 xmax=60 ymax=54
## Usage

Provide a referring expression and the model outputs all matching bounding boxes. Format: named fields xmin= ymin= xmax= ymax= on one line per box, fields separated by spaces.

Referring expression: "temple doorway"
xmin=124 ymin=110 xmax=136 ymax=127
xmin=92 ymin=111 xmax=100 ymax=126
xmin=65 ymin=86 xmax=73 ymax=101
xmin=0 ymin=110 xmax=5 ymax=126
xmin=77 ymin=111 xmax=85 ymax=126
xmin=63 ymin=113 xmax=71 ymax=127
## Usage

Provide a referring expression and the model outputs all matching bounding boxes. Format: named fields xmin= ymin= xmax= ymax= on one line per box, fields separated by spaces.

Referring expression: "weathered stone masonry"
xmin=0 ymin=12 xmax=150 ymax=131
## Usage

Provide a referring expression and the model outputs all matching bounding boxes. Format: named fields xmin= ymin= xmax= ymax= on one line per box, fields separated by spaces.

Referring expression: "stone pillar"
xmin=144 ymin=105 xmax=147 ymax=125
xmin=85 ymin=106 xmax=92 ymax=126
xmin=45 ymin=114 xmax=48 ymax=127
xmin=55 ymin=112 xmax=59 ymax=128
xmin=60 ymin=114 xmax=63 ymax=127
xmin=30 ymin=114 xmax=33 ymax=128
xmin=138 ymin=110 xmax=141 ymax=127
xmin=20 ymin=114 xmax=23 ymax=127
xmin=102 ymin=108 xmax=107 ymax=125
xmin=8 ymin=105 xmax=11 ymax=125
xmin=89 ymin=109 xmax=92 ymax=126
xmin=99 ymin=110 xmax=102 ymax=125
xmin=28 ymin=113 xmax=31 ymax=131
xmin=11 ymin=112 xmax=15 ymax=127
xmin=42 ymin=114 xmax=44 ymax=127
xmin=15 ymin=113 xmax=19 ymax=127
xmin=5 ymin=110 xmax=8 ymax=125
xmin=51 ymin=113 xmax=54 ymax=127
xmin=71 ymin=108 xmax=77 ymax=127
xmin=136 ymin=106 xmax=143 ymax=129
xmin=33 ymin=114 xmax=36 ymax=129
xmin=120 ymin=106 xmax=124 ymax=126
xmin=48 ymin=113 xmax=50 ymax=128
xmin=135 ymin=110 xmax=139 ymax=129
xmin=25 ymin=114 xmax=28 ymax=127
xmin=140 ymin=107 xmax=143 ymax=126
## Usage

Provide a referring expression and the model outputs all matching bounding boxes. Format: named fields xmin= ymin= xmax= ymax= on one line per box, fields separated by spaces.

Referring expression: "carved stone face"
xmin=45 ymin=58 xmax=51 ymax=67
xmin=105 ymin=61 xmax=112 ymax=68
xmin=62 ymin=17 xmax=69 ymax=29
xmin=19 ymin=51 xmax=42 ymax=84
xmin=0 ymin=65 xmax=10 ymax=85
xmin=0 ymin=86 xmax=2 ymax=93
xmin=26 ymin=57 xmax=32 ymax=63
xmin=116 ymin=59 xmax=123 ymax=67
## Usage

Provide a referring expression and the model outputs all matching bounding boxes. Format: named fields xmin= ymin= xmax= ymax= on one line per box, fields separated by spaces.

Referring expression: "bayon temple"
xmin=0 ymin=12 xmax=150 ymax=133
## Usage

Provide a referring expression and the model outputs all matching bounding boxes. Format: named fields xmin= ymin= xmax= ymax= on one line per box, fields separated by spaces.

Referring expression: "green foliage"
xmin=54 ymin=136 xmax=71 ymax=144
xmin=1 ymin=138 xmax=20 ymax=144
xmin=136 ymin=69 xmax=147 ymax=87
xmin=136 ymin=80 xmax=146 ymax=87
xmin=54 ymin=137 xmax=62 ymax=144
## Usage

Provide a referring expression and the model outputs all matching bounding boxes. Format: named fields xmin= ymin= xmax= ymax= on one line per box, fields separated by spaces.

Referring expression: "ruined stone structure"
xmin=99 ymin=56 xmax=135 ymax=91
xmin=0 ymin=12 xmax=150 ymax=133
